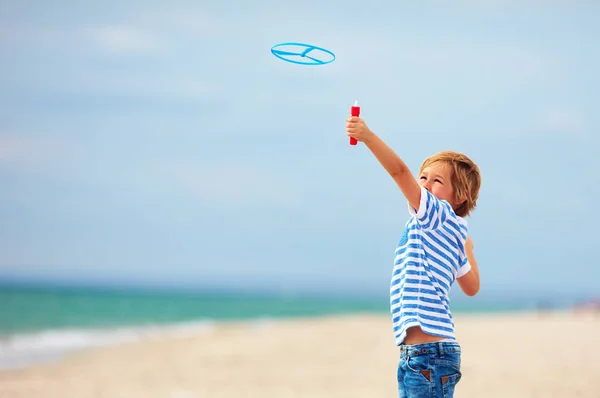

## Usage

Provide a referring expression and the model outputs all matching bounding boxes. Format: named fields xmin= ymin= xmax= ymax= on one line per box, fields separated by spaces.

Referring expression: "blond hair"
xmin=419 ymin=151 xmax=481 ymax=217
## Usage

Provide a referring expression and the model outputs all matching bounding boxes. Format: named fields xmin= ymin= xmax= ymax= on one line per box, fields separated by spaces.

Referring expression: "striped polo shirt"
xmin=390 ymin=186 xmax=471 ymax=345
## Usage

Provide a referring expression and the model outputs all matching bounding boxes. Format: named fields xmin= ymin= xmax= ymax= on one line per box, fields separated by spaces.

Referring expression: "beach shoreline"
xmin=1 ymin=310 xmax=598 ymax=398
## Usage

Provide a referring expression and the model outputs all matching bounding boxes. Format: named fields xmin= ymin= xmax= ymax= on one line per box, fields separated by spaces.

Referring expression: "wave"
xmin=0 ymin=320 xmax=218 ymax=370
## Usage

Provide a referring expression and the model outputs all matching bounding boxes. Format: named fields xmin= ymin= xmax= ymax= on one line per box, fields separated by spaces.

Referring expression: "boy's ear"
xmin=454 ymin=191 xmax=468 ymax=208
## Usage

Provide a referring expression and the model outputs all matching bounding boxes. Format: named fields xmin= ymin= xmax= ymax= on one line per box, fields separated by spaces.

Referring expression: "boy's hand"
xmin=346 ymin=117 xmax=374 ymax=144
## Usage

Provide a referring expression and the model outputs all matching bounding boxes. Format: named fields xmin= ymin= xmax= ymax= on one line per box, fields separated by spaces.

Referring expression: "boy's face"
xmin=418 ymin=161 xmax=457 ymax=207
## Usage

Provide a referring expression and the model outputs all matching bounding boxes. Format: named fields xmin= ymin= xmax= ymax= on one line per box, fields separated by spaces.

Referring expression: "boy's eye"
xmin=420 ymin=176 xmax=426 ymax=180
xmin=434 ymin=179 xmax=442 ymax=184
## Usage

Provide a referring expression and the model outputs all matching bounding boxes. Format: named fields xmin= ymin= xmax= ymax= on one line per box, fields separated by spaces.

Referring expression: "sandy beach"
xmin=1 ymin=311 xmax=598 ymax=398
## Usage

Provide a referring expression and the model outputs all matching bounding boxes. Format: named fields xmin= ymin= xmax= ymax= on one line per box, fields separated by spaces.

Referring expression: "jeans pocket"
xmin=399 ymin=356 xmax=434 ymax=397
xmin=405 ymin=355 xmax=433 ymax=383
xmin=441 ymin=372 xmax=461 ymax=398
xmin=431 ymin=356 xmax=462 ymax=398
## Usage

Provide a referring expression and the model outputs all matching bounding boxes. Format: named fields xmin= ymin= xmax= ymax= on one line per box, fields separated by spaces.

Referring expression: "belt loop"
xmin=438 ymin=342 xmax=445 ymax=358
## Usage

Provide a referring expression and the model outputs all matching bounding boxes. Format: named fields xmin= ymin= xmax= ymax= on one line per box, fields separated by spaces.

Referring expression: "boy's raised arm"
xmin=347 ymin=118 xmax=422 ymax=211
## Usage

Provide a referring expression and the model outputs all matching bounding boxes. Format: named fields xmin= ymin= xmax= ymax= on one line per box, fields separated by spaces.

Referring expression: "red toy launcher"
xmin=350 ymin=100 xmax=360 ymax=145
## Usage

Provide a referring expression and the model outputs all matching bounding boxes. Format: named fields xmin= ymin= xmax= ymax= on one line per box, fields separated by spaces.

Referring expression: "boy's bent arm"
xmin=364 ymin=133 xmax=421 ymax=211
xmin=457 ymin=237 xmax=480 ymax=296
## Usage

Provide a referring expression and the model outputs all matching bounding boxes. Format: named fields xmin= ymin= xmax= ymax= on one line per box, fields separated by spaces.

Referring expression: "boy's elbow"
xmin=463 ymin=283 xmax=480 ymax=296
xmin=390 ymin=164 xmax=410 ymax=181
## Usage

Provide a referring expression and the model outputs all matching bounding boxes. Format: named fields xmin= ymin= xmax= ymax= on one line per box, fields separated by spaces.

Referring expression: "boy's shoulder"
xmin=408 ymin=187 xmax=468 ymax=235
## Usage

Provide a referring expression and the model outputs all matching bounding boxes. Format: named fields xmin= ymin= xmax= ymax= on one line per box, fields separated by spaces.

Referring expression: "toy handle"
xmin=350 ymin=104 xmax=360 ymax=146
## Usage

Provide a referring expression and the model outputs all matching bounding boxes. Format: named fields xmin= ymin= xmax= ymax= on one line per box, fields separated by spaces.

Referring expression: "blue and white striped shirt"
xmin=390 ymin=186 xmax=471 ymax=345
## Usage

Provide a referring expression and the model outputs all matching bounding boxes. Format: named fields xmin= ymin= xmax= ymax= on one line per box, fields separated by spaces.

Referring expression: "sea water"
xmin=0 ymin=283 xmax=549 ymax=370
xmin=0 ymin=285 xmax=387 ymax=370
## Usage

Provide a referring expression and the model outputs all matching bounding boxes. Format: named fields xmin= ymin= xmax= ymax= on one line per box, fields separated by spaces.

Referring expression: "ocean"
xmin=0 ymin=284 xmax=548 ymax=370
xmin=0 ymin=285 xmax=391 ymax=370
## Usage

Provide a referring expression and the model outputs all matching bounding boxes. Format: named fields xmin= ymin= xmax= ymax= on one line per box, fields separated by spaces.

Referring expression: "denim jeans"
xmin=397 ymin=341 xmax=462 ymax=398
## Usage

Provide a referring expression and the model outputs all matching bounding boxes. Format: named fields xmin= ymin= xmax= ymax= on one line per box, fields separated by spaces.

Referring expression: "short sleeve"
xmin=407 ymin=186 xmax=453 ymax=231
xmin=457 ymin=258 xmax=472 ymax=278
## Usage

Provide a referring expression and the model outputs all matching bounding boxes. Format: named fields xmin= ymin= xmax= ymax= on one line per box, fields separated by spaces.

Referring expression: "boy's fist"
xmin=346 ymin=117 xmax=374 ymax=144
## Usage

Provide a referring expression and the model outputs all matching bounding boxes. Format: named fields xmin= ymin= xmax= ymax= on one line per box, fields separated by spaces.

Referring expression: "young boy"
xmin=346 ymin=115 xmax=482 ymax=398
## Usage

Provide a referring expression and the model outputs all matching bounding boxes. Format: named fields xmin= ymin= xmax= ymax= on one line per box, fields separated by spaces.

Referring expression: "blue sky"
xmin=1 ymin=1 xmax=599 ymax=301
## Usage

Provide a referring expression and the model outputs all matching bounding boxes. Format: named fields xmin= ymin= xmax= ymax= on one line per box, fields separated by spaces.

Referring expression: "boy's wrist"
xmin=363 ymin=130 xmax=376 ymax=145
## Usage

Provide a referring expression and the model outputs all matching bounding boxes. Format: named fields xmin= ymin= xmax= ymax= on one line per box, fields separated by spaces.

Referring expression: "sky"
xmin=1 ymin=1 xmax=599 ymax=301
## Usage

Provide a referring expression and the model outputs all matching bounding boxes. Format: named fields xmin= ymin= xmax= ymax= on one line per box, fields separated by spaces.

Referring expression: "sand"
xmin=1 ymin=311 xmax=599 ymax=398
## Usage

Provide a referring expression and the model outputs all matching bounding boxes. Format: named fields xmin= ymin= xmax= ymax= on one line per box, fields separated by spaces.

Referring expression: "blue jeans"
xmin=397 ymin=341 xmax=462 ymax=398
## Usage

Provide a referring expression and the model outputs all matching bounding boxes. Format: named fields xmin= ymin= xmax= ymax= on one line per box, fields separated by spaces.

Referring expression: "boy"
xmin=346 ymin=116 xmax=481 ymax=398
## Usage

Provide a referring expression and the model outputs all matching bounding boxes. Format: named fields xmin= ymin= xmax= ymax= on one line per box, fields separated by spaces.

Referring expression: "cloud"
xmin=80 ymin=24 xmax=165 ymax=55
xmin=61 ymin=68 xmax=217 ymax=99
xmin=530 ymin=107 xmax=586 ymax=135
xmin=137 ymin=7 xmax=232 ymax=38
xmin=465 ymin=106 xmax=588 ymax=139
xmin=1 ymin=134 xmax=300 ymax=214
xmin=0 ymin=136 xmax=18 ymax=160
xmin=0 ymin=134 xmax=76 ymax=166
xmin=0 ymin=22 xmax=164 ymax=56
xmin=405 ymin=44 xmax=551 ymax=75
xmin=143 ymin=161 xmax=300 ymax=207
xmin=0 ymin=134 xmax=94 ymax=196
xmin=455 ymin=0 xmax=596 ymax=9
